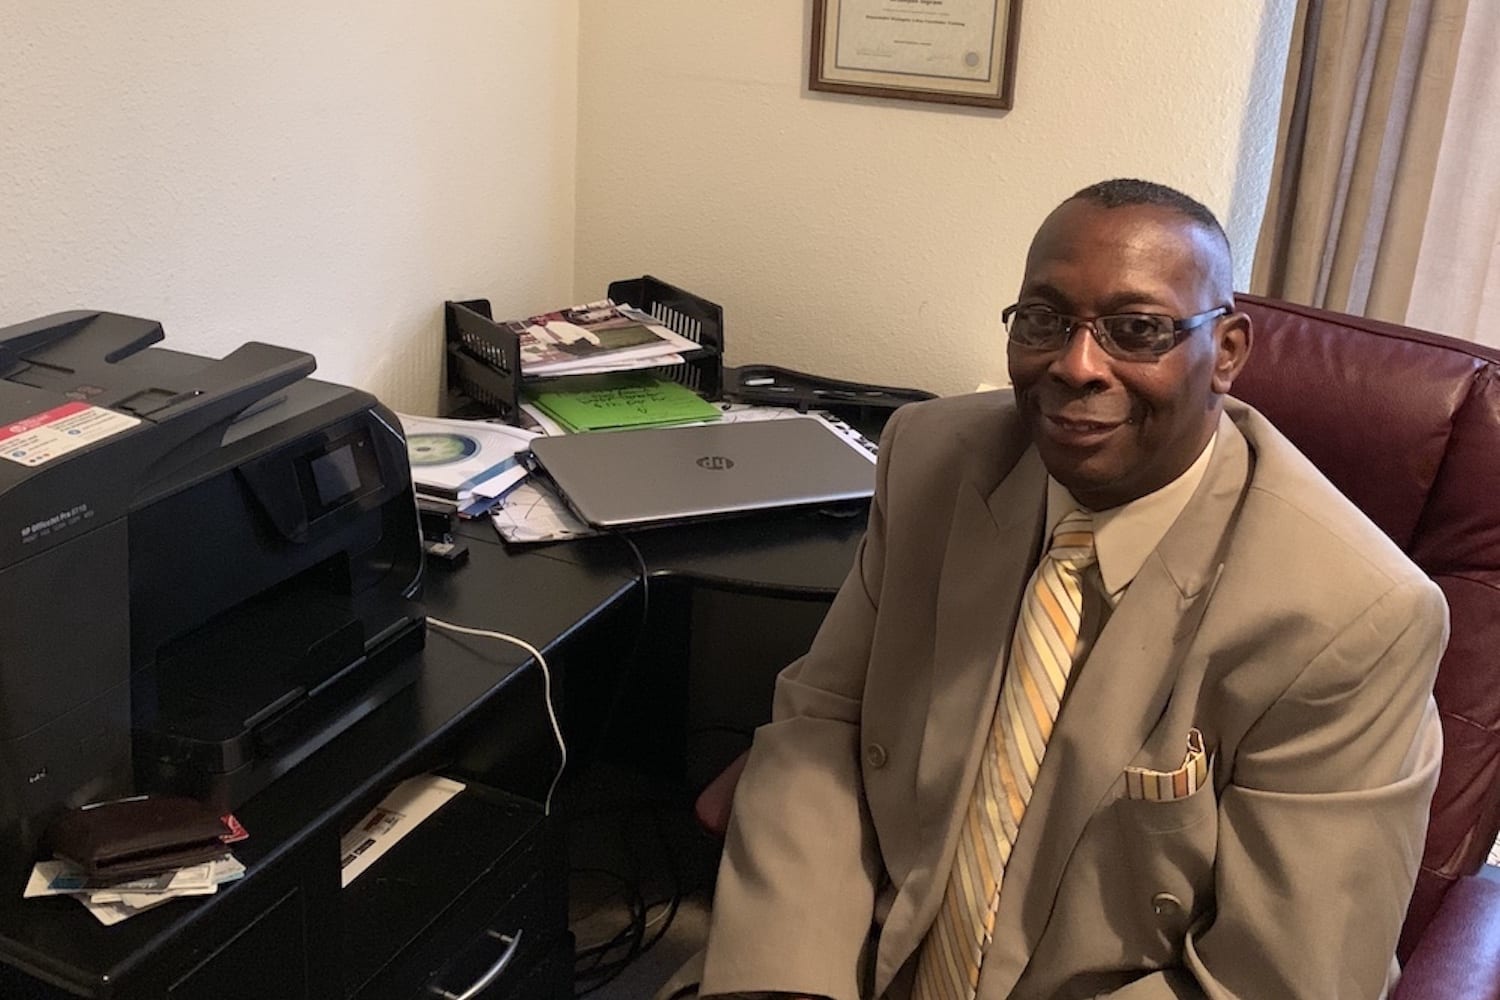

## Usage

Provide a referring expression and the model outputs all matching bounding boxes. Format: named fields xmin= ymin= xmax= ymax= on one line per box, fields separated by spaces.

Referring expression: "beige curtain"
xmin=1251 ymin=0 xmax=1469 ymax=320
xmin=1404 ymin=1 xmax=1500 ymax=346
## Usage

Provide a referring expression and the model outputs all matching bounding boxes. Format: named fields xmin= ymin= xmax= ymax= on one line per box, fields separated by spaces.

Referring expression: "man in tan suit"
xmin=700 ymin=180 xmax=1447 ymax=999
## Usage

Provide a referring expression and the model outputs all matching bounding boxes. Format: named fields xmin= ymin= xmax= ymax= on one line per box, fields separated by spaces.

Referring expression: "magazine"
xmin=511 ymin=299 xmax=700 ymax=376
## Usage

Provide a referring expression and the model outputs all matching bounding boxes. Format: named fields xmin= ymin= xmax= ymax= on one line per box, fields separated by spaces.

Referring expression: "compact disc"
xmin=407 ymin=432 xmax=480 ymax=466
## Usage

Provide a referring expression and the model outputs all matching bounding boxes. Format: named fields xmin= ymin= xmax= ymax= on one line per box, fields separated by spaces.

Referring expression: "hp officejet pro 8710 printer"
xmin=0 ymin=311 xmax=424 ymax=868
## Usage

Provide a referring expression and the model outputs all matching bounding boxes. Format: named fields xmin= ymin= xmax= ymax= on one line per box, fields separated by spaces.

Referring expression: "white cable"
xmin=425 ymin=616 xmax=566 ymax=816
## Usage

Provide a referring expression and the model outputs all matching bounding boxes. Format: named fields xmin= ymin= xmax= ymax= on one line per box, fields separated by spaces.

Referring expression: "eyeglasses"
xmin=1001 ymin=304 xmax=1230 ymax=361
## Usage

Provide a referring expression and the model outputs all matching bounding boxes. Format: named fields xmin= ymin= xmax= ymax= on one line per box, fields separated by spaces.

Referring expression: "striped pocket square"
xmin=1125 ymin=728 xmax=1210 ymax=801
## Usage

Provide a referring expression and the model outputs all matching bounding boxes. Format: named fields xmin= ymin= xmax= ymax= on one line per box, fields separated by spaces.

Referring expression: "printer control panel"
xmin=295 ymin=425 xmax=384 ymax=524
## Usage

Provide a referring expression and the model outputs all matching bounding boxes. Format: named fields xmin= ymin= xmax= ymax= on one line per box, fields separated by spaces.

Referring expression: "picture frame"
xmin=810 ymin=0 xmax=1022 ymax=110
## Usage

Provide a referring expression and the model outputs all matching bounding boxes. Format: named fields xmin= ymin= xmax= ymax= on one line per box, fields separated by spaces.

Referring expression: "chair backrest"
xmin=1232 ymin=293 xmax=1500 ymax=959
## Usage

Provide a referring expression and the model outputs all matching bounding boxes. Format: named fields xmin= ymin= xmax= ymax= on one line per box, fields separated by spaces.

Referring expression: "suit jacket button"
xmin=865 ymin=743 xmax=888 ymax=768
xmin=1152 ymin=892 xmax=1182 ymax=917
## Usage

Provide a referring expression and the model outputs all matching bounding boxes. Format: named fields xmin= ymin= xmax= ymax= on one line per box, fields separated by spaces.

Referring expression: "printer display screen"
xmin=296 ymin=427 xmax=382 ymax=520
xmin=312 ymin=444 xmax=362 ymax=506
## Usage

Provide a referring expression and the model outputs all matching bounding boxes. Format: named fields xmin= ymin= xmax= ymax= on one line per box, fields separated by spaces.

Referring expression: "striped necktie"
xmin=913 ymin=509 xmax=1097 ymax=999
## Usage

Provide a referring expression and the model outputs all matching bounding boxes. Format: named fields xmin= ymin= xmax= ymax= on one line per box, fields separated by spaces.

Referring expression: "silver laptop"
xmin=527 ymin=417 xmax=876 ymax=528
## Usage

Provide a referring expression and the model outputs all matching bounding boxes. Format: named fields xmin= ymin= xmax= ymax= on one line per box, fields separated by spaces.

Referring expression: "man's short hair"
xmin=1068 ymin=178 xmax=1233 ymax=286
xmin=1069 ymin=178 xmax=1228 ymax=243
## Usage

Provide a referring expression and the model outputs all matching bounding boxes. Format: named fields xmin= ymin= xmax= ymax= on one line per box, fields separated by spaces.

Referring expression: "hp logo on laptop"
xmin=696 ymin=455 xmax=735 ymax=471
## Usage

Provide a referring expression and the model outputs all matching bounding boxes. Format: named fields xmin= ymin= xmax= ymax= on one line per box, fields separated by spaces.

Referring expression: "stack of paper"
xmin=398 ymin=413 xmax=538 ymax=517
xmin=26 ymin=855 xmax=246 ymax=926
xmin=339 ymin=775 xmax=465 ymax=888
xmin=512 ymin=300 xmax=700 ymax=377
xmin=527 ymin=374 xmax=722 ymax=433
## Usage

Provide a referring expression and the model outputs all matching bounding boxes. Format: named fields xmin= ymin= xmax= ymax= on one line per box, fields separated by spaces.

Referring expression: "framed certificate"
xmin=810 ymin=0 xmax=1023 ymax=109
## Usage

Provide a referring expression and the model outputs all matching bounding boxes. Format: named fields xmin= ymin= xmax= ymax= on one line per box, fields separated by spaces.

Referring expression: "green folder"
xmin=528 ymin=374 xmax=722 ymax=433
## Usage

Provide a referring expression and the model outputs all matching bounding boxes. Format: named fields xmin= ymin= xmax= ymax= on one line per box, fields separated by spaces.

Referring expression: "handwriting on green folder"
xmin=528 ymin=375 xmax=721 ymax=433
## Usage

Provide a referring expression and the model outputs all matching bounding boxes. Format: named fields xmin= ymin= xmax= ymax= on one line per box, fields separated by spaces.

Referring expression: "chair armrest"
xmin=1394 ymin=874 xmax=1500 ymax=1000
xmin=694 ymin=750 xmax=750 ymax=839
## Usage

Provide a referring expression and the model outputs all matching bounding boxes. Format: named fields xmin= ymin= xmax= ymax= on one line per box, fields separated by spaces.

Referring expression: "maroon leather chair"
xmin=694 ymin=295 xmax=1500 ymax=995
xmin=1233 ymin=294 xmax=1500 ymax=997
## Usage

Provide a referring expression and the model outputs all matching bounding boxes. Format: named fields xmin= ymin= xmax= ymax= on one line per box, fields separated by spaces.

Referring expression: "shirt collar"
xmin=1044 ymin=432 xmax=1218 ymax=605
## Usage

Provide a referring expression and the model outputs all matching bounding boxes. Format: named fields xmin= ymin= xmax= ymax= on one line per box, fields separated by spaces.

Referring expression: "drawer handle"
xmin=427 ymin=928 xmax=523 ymax=1000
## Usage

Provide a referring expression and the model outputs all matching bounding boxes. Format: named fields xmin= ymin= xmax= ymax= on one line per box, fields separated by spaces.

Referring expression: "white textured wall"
xmin=0 ymin=1 xmax=579 ymax=414
xmin=575 ymin=2 xmax=1295 ymax=395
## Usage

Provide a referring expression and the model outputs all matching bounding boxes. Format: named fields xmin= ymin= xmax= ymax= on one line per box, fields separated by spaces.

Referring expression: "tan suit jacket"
xmin=701 ymin=391 xmax=1447 ymax=1000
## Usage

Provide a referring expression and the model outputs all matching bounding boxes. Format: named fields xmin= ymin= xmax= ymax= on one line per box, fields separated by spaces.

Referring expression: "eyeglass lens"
xmin=1008 ymin=309 xmax=1173 ymax=357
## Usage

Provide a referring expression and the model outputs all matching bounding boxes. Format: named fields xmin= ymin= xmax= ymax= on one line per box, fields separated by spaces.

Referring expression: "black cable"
xmin=570 ymin=867 xmax=643 ymax=955
xmin=575 ymin=904 xmax=646 ymax=995
xmin=568 ymin=799 xmax=689 ymax=996
xmin=578 ymin=530 xmax=652 ymax=765
xmin=570 ymin=821 xmax=650 ymax=992
xmin=637 ymin=804 xmax=683 ymax=954
xmin=565 ymin=534 xmax=697 ymax=995
xmin=571 ymin=866 xmax=646 ymax=984
xmin=575 ymin=919 xmax=642 ymax=976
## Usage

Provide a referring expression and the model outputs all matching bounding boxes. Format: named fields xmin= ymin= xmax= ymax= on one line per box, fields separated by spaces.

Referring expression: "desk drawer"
xmin=491 ymin=934 xmax=573 ymax=1000
xmin=412 ymin=902 xmax=572 ymax=1000
xmin=344 ymin=782 xmax=565 ymax=1000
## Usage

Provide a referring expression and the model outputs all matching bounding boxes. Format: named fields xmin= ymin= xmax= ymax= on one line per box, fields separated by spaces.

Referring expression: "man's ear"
xmin=1211 ymin=311 xmax=1252 ymax=395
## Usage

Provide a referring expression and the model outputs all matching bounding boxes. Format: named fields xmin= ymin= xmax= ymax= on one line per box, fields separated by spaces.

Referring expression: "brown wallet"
xmin=45 ymin=796 xmax=230 ymax=882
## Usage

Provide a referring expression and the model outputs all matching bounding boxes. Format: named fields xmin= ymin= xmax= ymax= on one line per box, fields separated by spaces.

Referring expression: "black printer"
xmin=0 ymin=311 xmax=424 ymax=870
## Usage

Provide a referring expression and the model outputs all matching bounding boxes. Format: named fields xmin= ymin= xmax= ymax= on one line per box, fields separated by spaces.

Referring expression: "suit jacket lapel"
xmin=874 ymin=447 xmax=1047 ymax=991
xmin=920 ymin=446 xmax=1047 ymax=809
xmin=979 ymin=414 xmax=1252 ymax=999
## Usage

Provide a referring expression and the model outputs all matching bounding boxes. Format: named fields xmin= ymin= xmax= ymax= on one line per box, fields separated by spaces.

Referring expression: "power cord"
xmin=425 ymin=616 xmax=567 ymax=816
xmin=569 ymin=802 xmax=685 ymax=996
xmin=428 ymin=538 xmax=677 ymax=993
xmin=578 ymin=530 xmax=652 ymax=763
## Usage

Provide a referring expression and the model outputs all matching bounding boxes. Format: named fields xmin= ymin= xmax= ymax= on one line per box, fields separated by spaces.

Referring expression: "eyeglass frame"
xmin=1000 ymin=303 xmax=1232 ymax=360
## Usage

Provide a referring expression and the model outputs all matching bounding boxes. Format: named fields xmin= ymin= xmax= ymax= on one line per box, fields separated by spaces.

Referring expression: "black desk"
xmin=0 ymin=507 xmax=864 ymax=1000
